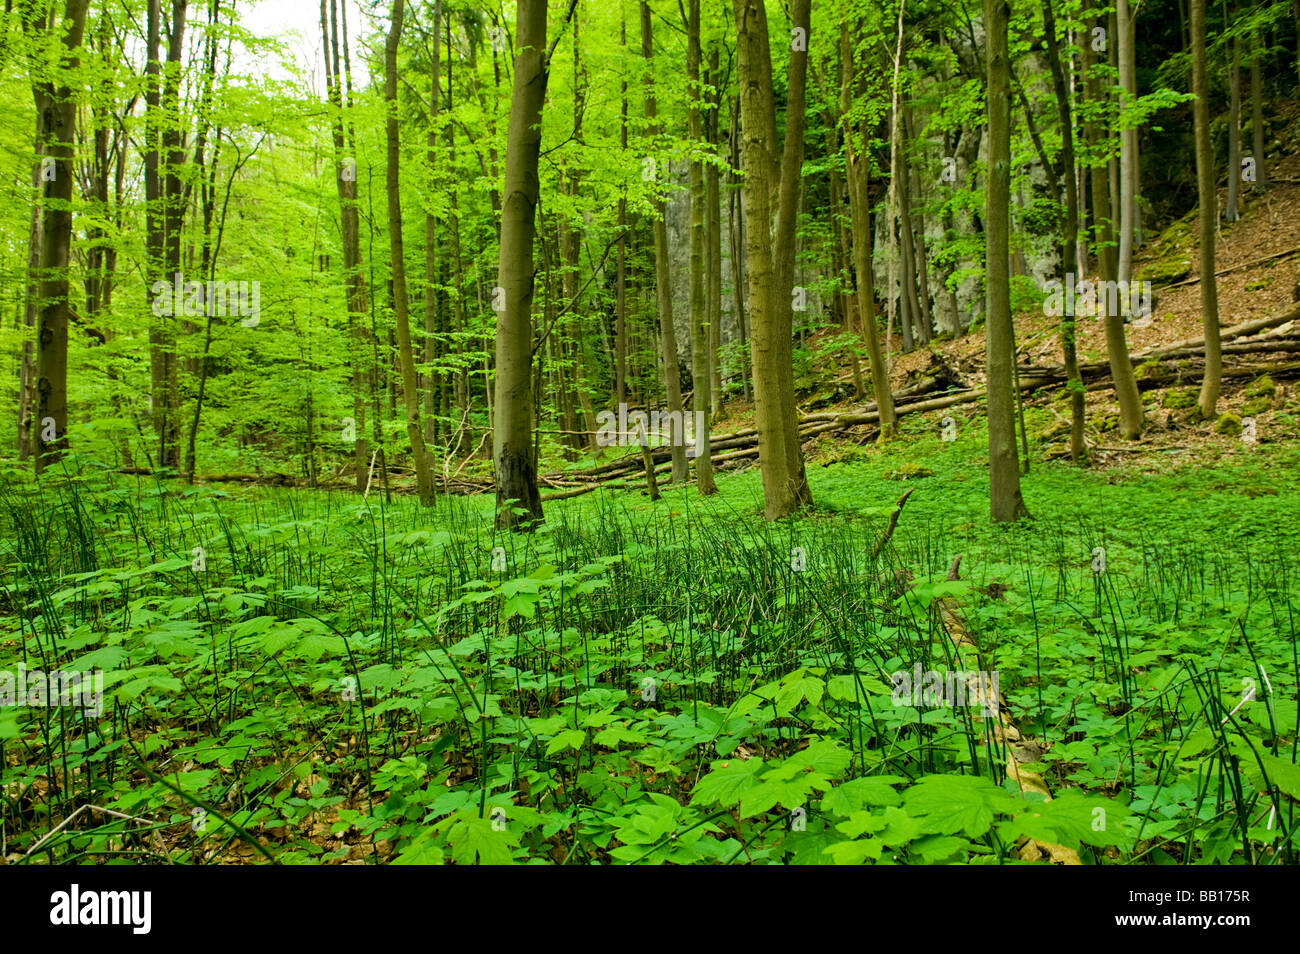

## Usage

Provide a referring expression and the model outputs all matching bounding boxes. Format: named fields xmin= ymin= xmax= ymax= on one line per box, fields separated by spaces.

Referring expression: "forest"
xmin=0 ymin=0 xmax=1297 ymax=871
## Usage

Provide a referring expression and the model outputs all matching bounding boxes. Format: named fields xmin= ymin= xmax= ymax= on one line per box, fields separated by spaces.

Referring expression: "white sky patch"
xmin=237 ymin=0 xmax=373 ymax=92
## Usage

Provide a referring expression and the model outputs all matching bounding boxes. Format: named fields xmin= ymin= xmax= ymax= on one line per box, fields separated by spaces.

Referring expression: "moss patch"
xmin=1214 ymin=412 xmax=1243 ymax=436
xmin=1136 ymin=359 xmax=1164 ymax=380
xmin=1246 ymin=375 xmax=1276 ymax=398
xmin=886 ymin=462 xmax=935 ymax=480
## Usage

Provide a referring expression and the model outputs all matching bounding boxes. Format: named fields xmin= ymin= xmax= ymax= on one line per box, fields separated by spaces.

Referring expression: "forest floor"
xmin=5 ymin=147 xmax=1300 ymax=868
xmin=5 ymin=406 xmax=1296 ymax=864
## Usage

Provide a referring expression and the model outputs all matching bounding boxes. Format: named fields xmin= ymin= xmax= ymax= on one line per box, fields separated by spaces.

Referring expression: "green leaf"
xmin=903 ymin=774 xmax=1013 ymax=837
xmin=503 ymin=592 xmax=539 ymax=619
xmin=908 ymin=834 xmax=971 ymax=863
xmin=1238 ymin=749 xmax=1300 ymax=800
xmin=690 ymin=757 xmax=765 ymax=807
xmin=996 ymin=790 xmax=1130 ymax=849
xmin=740 ymin=777 xmax=812 ymax=818
xmin=440 ymin=812 xmax=518 ymax=865
xmin=545 ymin=728 xmax=586 ymax=756
xmin=822 ymin=839 xmax=883 ymax=864
xmin=821 ymin=776 xmax=905 ymax=816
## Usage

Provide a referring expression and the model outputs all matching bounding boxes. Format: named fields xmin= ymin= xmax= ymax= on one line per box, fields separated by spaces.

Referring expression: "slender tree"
xmin=32 ymin=0 xmax=91 ymax=471
xmin=1117 ymin=0 xmax=1140 ymax=282
xmin=322 ymin=0 xmax=371 ymax=492
xmin=1043 ymin=0 xmax=1088 ymax=463
xmin=640 ymin=0 xmax=688 ymax=484
xmin=733 ymin=0 xmax=812 ymax=519
xmin=1250 ymin=36 xmax=1267 ymax=192
xmin=1083 ymin=8 xmax=1143 ymax=439
xmin=494 ymin=0 xmax=571 ymax=528
xmin=840 ymin=21 xmax=896 ymax=437
xmin=705 ymin=42 xmax=725 ymax=417
xmin=616 ymin=11 xmax=630 ymax=410
xmin=424 ymin=1 xmax=443 ymax=450
xmin=1191 ymin=0 xmax=1222 ymax=417
xmin=686 ymin=0 xmax=716 ymax=494
xmin=143 ymin=0 xmax=189 ymax=470
xmin=985 ymin=0 xmax=1028 ymax=522
xmin=385 ymin=0 xmax=435 ymax=505
xmin=1226 ymin=32 xmax=1242 ymax=222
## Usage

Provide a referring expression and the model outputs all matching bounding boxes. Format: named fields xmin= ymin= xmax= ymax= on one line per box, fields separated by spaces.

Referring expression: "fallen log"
xmin=1018 ymin=350 xmax=1300 ymax=392
xmin=1145 ymin=337 xmax=1300 ymax=361
xmin=934 ymin=555 xmax=1082 ymax=865
xmin=1138 ymin=306 xmax=1300 ymax=359
xmin=117 ymin=468 xmax=300 ymax=485
xmin=1018 ymin=303 xmax=1300 ymax=379
xmin=1162 ymin=244 xmax=1300 ymax=289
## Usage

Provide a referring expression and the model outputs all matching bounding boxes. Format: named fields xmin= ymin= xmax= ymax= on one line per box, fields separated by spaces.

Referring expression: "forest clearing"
xmin=0 ymin=0 xmax=1297 ymax=887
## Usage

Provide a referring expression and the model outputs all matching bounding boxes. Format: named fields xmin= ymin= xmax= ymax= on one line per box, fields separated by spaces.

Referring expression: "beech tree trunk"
xmin=1117 ymin=0 xmax=1139 ymax=281
xmin=686 ymin=0 xmax=716 ymax=494
xmin=1191 ymin=0 xmax=1222 ymax=417
xmin=641 ymin=0 xmax=688 ymax=484
xmin=322 ymin=0 xmax=370 ymax=492
xmin=1226 ymin=33 xmax=1242 ymax=222
xmin=705 ymin=42 xmax=725 ymax=417
xmin=728 ymin=95 xmax=750 ymax=403
xmin=445 ymin=18 xmax=469 ymax=457
xmin=1250 ymin=43 xmax=1267 ymax=191
xmin=385 ymin=0 xmax=434 ymax=506
xmin=733 ymin=0 xmax=812 ymax=520
xmin=840 ymin=22 xmax=896 ymax=436
xmin=985 ymin=0 xmax=1028 ymax=523
xmin=616 ymin=15 xmax=629 ymax=410
xmin=424 ymin=1 xmax=442 ymax=450
xmin=1043 ymin=0 xmax=1088 ymax=463
xmin=144 ymin=0 xmax=188 ymax=471
xmin=1084 ymin=11 xmax=1144 ymax=439
xmin=18 ymin=119 xmax=41 ymax=460
xmin=493 ymin=0 xmax=550 ymax=528
xmin=32 ymin=0 xmax=90 ymax=471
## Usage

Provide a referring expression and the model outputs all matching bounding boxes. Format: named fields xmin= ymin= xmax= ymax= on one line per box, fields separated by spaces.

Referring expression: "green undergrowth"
xmin=1 ymin=412 xmax=1298 ymax=865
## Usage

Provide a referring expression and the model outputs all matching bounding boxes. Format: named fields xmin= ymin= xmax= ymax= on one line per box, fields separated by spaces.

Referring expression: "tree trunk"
xmin=1250 ymin=42 xmax=1267 ymax=192
xmin=1117 ymin=0 xmax=1139 ymax=281
xmin=33 ymin=0 xmax=90 ymax=471
xmin=841 ymin=22 xmax=896 ymax=436
xmin=183 ymin=3 xmax=230 ymax=482
xmin=985 ymin=0 xmax=1028 ymax=522
xmin=385 ymin=0 xmax=434 ymax=506
xmin=18 ymin=122 xmax=41 ymax=460
xmin=143 ymin=0 xmax=188 ymax=472
xmin=424 ymin=1 xmax=442 ymax=449
xmin=908 ymin=164 xmax=935 ymax=345
xmin=641 ymin=0 xmax=688 ymax=484
xmin=1191 ymin=0 xmax=1222 ymax=417
xmin=1043 ymin=0 xmax=1088 ymax=464
xmin=898 ymin=187 xmax=925 ymax=347
xmin=900 ymin=109 xmax=932 ymax=345
xmin=1226 ymin=33 xmax=1242 ymax=222
xmin=322 ymin=0 xmax=370 ymax=492
xmin=706 ymin=41 xmax=725 ymax=417
xmin=728 ymin=95 xmax=751 ymax=403
xmin=445 ymin=17 xmax=469 ymax=458
xmin=686 ymin=0 xmax=716 ymax=494
xmin=733 ymin=0 xmax=812 ymax=519
xmin=616 ymin=14 xmax=629 ymax=410
xmin=493 ymin=0 xmax=549 ymax=528
xmin=1084 ymin=11 xmax=1143 ymax=439
xmin=825 ymin=117 xmax=865 ymax=400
